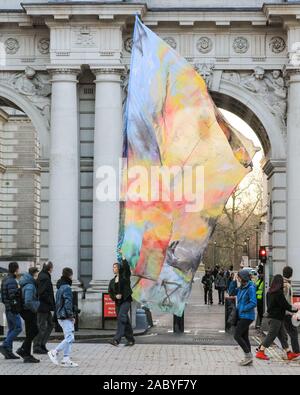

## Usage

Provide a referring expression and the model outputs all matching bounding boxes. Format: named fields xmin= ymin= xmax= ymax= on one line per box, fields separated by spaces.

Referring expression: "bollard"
xmin=173 ymin=313 xmax=184 ymax=334
xmin=225 ymin=297 xmax=236 ymax=332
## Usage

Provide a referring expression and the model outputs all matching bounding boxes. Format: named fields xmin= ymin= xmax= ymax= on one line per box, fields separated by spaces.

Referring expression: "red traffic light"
xmin=259 ymin=247 xmax=267 ymax=263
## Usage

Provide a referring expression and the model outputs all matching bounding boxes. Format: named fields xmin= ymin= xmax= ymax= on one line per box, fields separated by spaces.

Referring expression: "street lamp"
xmin=255 ymin=225 xmax=260 ymax=266
xmin=247 ymin=237 xmax=250 ymax=258
xmin=213 ymin=241 xmax=217 ymax=267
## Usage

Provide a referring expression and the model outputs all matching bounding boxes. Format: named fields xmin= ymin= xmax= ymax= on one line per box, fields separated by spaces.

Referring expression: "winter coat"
xmin=37 ymin=269 xmax=55 ymax=313
xmin=236 ymin=281 xmax=257 ymax=321
xmin=19 ymin=273 xmax=40 ymax=314
xmin=0 ymin=274 xmax=22 ymax=313
xmin=202 ymin=274 xmax=214 ymax=290
xmin=267 ymin=289 xmax=296 ymax=321
xmin=55 ymin=277 xmax=74 ymax=320
xmin=109 ymin=260 xmax=133 ymax=304
xmin=215 ymin=274 xmax=227 ymax=290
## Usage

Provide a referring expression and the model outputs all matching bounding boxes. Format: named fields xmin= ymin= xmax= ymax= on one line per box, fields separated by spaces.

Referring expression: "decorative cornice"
xmin=22 ymin=3 xmax=147 ymax=20
xmin=47 ymin=67 xmax=81 ymax=76
xmin=91 ymin=65 xmax=125 ymax=76
xmin=262 ymin=159 xmax=286 ymax=178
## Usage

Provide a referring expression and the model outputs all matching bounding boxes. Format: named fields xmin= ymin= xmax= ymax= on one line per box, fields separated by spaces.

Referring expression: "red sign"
xmin=103 ymin=294 xmax=117 ymax=318
xmin=293 ymin=296 xmax=300 ymax=304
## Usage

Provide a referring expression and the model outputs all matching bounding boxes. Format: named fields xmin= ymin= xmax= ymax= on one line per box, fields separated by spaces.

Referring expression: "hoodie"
xmin=19 ymin=273 xmax=40 ymax=313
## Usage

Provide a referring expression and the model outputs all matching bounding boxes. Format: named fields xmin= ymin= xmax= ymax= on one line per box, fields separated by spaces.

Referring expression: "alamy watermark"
xmin=95 ymin=159 xmax=205 ymax=213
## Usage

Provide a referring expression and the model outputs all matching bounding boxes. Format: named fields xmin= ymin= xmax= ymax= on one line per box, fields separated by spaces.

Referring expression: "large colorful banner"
xmin=119 ymin=17 xmax=257 ymax=316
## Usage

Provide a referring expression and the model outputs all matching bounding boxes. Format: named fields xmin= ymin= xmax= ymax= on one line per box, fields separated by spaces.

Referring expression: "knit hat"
xmin=238 ymin=269 xmax=251 ymax=282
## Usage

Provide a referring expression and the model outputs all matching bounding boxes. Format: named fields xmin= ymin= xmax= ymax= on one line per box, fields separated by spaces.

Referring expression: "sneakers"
xmin=60 ymin=358 xmax=78 ymax=368
xmin=24 ymin=355 xmax=40 ymax=364
xmin=124 ymin=341 xmax=135 ymax=347
xmin=239 ymin=353 xmax=253 ymax=366
xmin=256 ymin=350 xmax=270 ymax=361
xmin=4 ymin=350 xmax=20 ymax=360
xmin=287 ymin=352 xmax=300 ymax=361
xmin=109 ymin=339 xmax=119 ymax=347
xmin=48 ymin=349 xmax=59 ymax=365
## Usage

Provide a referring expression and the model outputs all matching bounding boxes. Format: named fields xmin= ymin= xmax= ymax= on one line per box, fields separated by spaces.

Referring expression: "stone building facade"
xmin=0 ymin=0 xmax=299 ymax=327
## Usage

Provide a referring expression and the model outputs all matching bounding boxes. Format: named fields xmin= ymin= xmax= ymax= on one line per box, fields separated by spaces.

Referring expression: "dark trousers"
xmin=256 ymin=299 xmax=264 ymax=328
xmin=114 ymin=301 xmax=134 ymax=344
xmin=262 ymin=318 xmax=289 ymax=350
xmin=21 ymin=310 xmax=39 ymax=356
xmin=204 ymin=288 xmax=213 ymax=304
xmin=234 ymin=319 xmax=253 ymax=354
xmin=33 ymin=312 xmax=54 ymax=350
xmin=284 ymin=315 xmax=300 ymax=353
xmin=218 ymin=288 xmax=225 ymax=305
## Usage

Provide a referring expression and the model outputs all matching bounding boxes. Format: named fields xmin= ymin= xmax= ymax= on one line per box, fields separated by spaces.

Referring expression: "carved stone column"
xmin=48 ymin=67 xmax=80 ymax=282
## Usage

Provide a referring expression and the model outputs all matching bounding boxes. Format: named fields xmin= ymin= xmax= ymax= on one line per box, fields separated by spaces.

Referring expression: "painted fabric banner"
xmin=119 ymin=17 xmax=257 ymax=316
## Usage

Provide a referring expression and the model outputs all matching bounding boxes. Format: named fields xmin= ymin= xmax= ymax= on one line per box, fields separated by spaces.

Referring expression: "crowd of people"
xmin=0 ymin=261 xmax=79 ymax=367
xmin=0 ymin=258 xmax=135 ymax=368
xmin=201 ymin=265 xmax=236 ymax=306
xmin=1 ymin=258 xmax=300 ymax=368
xmin=202 ymin=264 xmax=300 ymax=366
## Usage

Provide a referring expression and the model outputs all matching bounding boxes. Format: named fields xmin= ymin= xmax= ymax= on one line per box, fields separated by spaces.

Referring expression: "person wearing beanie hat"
xmin=48 ymin=267 xmax=78 ymax=368
xmin=233 ymin=269 xmax=257 ymax=367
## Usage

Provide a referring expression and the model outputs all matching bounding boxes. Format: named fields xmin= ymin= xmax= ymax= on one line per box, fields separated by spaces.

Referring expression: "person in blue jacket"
xmin=0 ymin=262 xmax=22 ymax=360
xmin=48 ymin=267 xmax=78 ymax=368
xmin=17 ymin=267 xmax=40 ymax=363
xmin=233 ymin=269 xmax=257 ymax=367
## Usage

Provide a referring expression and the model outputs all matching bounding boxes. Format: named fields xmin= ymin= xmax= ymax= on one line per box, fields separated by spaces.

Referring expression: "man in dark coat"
xmin=0 ymin=262 xmax=22 ymax=360
xmin=108 ymin=259 xmax=135 ymax=347
xmin=33 ymin=261 xmax=55 ymax=354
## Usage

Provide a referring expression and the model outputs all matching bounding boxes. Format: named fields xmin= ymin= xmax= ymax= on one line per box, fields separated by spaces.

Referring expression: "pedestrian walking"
xmin=108 ymin=260 xmax=135 ymax=347
xmin=233 ymin=270 xmax=257 ymax=366
xmin=212 ymin=266 xmax=219 ymax=279
xmin=17 ymin=267 xmax=40 ymax=363
xmin=256 ymin=274 xmax=299 ymax=361
xmin=215 ymin=271 xmax=227 ymax=305
xmin=33 ymin=261 xmax=55 ymax=354
xmin=255 ymin=273 xmax=264 ymax=330
xmin=0 ymin=262 xmax=23 ymax=360
xmin=201 ymin=270 xmax=214 ymax=305
xmin=283 ymin=266 xmax=300 ymax=359
xmin=48 ymin=268 xmax=78 ymax=368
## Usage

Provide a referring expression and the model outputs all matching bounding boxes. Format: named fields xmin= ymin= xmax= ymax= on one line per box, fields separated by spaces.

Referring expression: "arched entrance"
xmin=144 ymin=87 xmax=287 ymax=339
xmin=0 ymin=83 xmax=50 ymax=158
xmin=0 ymin=93 xmax=42 ymax=268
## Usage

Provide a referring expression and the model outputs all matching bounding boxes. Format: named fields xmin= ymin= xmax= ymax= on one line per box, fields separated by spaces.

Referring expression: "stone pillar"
xmin=90 ymin=66 xmax=124 ymax=291
xmin=287 ymin=69 xmax=300 ymax=282
xmin=48 ymin=68 xmax=80 ymax=282
xmin=263 ymin=159 xmax=287 ymax=280
xmin=82 ymin=67 xmax=124 ymax=329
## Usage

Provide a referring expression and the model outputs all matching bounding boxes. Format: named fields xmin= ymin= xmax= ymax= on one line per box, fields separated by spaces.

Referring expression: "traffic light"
xmin=259 ymin=246 xmax=267 ymax=264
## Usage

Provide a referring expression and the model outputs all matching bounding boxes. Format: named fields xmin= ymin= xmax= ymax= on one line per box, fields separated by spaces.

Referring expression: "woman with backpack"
xmin=256 ymin=274 xmax=299 ymax=361
xmin=17 ymin=267 xmax=40 ymax=363
xmin=233 ymin=270 xmax=257 ymax=366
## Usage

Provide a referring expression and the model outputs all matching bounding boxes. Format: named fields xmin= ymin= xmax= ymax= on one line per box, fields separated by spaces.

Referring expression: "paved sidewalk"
xmin=0 ymin=343 xmax=300 ymax=375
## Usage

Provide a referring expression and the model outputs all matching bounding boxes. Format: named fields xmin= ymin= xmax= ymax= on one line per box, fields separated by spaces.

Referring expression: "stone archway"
xmin=210 ymin=77 xmax=287 ymax=160
xmin=0 ymin=82 xmax=50 ymax=158
xmin=210 ymin=77 xmax=287 ymax=277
